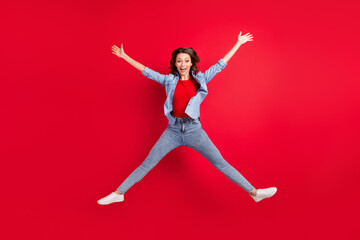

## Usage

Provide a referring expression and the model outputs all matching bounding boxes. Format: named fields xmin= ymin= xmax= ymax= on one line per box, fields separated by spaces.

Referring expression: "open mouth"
xmin=180 ymin=68 xmax=187 ymax=72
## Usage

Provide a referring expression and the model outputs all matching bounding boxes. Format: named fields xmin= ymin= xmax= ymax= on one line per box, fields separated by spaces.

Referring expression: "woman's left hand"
xmin=237 ymin=31 xmax=253 ymax=45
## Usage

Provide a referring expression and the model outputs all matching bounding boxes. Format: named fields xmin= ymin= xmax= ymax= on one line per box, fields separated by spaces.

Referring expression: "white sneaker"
xmin=97 ymin=192 xmax=124 ymax=205
xmin=251 ymin=187 xmax=277 ymax=202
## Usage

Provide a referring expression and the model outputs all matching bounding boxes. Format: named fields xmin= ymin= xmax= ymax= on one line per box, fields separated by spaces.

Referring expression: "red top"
xmin=171 ymin=76 xmax=200 ymax=118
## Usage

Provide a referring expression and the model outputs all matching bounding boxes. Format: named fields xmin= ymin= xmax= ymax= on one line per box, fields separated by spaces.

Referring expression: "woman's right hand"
xmin=112 ymin=43 xmax=126 ymax=59
xmin=112 ymin=43 xmax=145 ymax=72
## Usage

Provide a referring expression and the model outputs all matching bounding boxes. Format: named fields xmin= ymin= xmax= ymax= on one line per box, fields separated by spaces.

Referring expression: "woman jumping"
xmin=98 ymin=31 xmax=277 ymax=205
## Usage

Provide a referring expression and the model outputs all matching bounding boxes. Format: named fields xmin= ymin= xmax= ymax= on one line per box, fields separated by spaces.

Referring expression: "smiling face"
xmin=175 ymin=53 xmax=193 ymax=77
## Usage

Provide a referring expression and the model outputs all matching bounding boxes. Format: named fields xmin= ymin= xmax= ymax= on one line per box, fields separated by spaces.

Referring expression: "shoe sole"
xmin=97 ymin=199 xmax=124 ymax=205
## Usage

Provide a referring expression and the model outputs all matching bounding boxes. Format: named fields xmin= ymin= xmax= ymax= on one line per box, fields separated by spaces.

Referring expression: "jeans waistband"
xmin=172 ymin=114 xmax=200 ymax=123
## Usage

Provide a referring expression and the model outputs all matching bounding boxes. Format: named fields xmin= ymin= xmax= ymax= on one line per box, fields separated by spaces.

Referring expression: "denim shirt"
xmin=141 ymin=58 xmax=228 ymax=125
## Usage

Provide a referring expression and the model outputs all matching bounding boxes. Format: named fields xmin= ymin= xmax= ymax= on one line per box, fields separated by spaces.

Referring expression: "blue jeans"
xmin=117 ymin=116 xmax=255 ymax=194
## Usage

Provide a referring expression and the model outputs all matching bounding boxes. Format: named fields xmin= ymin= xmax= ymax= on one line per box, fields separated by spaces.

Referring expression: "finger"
xmin=239 ymin=31 xmax=242 ymax=36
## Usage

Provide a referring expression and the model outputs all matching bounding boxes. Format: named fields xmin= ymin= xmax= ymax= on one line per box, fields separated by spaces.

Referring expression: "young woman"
xmin=98 ymin=31 xmax=277 ymax=205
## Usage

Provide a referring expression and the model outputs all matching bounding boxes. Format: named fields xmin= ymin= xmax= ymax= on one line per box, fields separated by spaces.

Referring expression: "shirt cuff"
xmin=218 ymin=58 xmax=227 ymax=67
xmin=142 ymin=67 xmax=150 ymax=77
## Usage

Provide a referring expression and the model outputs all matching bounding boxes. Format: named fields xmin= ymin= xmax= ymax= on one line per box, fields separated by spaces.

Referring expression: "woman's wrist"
xmin=122 ymin=53 xmax=130 ymax=61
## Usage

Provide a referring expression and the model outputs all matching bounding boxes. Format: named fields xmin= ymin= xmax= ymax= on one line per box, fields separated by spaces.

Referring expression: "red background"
xmin=1 ymin=0 xmax=360 ymax=239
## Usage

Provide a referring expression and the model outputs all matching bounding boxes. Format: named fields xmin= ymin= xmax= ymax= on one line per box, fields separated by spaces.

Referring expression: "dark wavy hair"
xmin=169 ymin=47 xmax=200 ymax=75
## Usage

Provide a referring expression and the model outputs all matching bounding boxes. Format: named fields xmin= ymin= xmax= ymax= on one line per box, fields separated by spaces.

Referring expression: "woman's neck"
xmin=179 ymin=73 xmax=191 ymax=81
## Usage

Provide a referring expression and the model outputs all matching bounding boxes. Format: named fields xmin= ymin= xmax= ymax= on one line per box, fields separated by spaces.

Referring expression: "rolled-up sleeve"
xmin=204 ymin=58 xmax=228 ymax=84
xmin=217 ymin=58 xmax=227 ymax=68
xmin=142 ymin=67 xmax=167 ymax=86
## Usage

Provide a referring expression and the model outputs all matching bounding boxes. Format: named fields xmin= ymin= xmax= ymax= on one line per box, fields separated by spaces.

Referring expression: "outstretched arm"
xmin=112 ymin=43 xmax=168 ymax=86
xmin=112 ymin=44 xmax=146 ymax=72
xmin=222 ymin=31 xmax=253 ymax=63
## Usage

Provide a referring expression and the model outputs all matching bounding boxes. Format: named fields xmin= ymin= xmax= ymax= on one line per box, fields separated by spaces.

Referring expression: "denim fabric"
xmin=117 ymin=116 xmax=255 ymax=194
xmin=141 ymin=59 xmax=227 ymax=125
